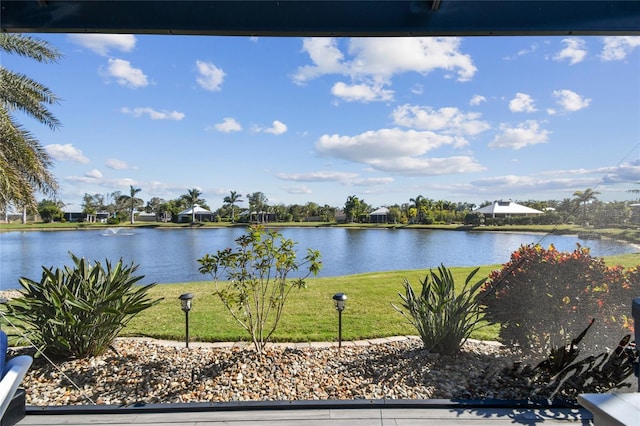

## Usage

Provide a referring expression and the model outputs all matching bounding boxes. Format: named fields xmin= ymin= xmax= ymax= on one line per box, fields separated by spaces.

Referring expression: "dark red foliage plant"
xmin=477 ymin=243 xmax=638 ymax=355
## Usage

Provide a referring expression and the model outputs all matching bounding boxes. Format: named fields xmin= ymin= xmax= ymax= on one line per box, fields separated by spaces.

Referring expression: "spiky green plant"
xmin=393 ymin=264 xmax=486 ymax=355
xmin=6 ymin=252 xmax=161 ymax=359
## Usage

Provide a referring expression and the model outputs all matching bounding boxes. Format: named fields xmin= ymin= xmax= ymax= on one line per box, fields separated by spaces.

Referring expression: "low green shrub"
xmin=393 ymin=264 xmax=486 ymax=355
xmin=6 ymin=252 xmax=161 ymax=359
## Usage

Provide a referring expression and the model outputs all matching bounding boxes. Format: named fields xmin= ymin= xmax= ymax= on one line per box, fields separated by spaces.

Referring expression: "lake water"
xmin=0 ymin=227 xmax=636 ymax=290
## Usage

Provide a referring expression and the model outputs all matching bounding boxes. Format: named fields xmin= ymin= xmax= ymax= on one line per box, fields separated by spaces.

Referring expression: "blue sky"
xmin=5 ymin=34 xmax=640 ymax=211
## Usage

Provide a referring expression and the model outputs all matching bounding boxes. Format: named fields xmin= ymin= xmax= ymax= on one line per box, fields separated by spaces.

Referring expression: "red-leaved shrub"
xmin=478 ymin=244 xmax=638 ymax=354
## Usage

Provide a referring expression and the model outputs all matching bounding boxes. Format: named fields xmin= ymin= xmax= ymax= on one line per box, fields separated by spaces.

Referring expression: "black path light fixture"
xmin=332 ymin=292 xmax=347 ymax=349
xmin=178 ymin=293 xmax=193 ymax=348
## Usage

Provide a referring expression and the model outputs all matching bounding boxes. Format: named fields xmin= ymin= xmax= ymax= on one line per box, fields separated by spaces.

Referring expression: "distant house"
xmin=137 ymin=212 xmax=157 ymax=222
xmin=473 ymin=200 xmax=543 ymax=218
xmin=247 ymin=211 xmax=276 ymax=223
xmin=62 ymin=210 xmax=110 ymax=222
xmin=369 ymin=207 xmax=389 ymax=223
xmin=177 ymin=205 xmax=214 ymax=222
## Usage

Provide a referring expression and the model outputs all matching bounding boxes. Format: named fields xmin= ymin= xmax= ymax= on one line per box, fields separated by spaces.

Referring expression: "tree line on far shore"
xmin=20 ymin=185 xmax=640 ymax=229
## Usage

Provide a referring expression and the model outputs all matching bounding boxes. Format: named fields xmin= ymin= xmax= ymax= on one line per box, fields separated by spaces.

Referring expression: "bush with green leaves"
xmin=198 ymin=225 xmax=321 ymax=354
xmin=478 ymin=243 xmax=638 ymax=354
xmin=393 ymin=264 xmax=486 ymax=355
xmin=6 ymin=252 xmax=161 ymax=359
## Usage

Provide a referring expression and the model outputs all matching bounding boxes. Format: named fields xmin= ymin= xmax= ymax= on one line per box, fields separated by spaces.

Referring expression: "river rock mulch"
xmin=14 ymin=337 xmax=546 ymax=407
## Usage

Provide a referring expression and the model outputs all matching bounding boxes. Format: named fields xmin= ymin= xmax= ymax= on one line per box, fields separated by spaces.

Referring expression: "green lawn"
xmin=123 ymin=252 xmax=640 ymax=344
xmin=124 ymin=266 xmax=498 ymax=343
xmin=4 ymin=222 xmax=639 ymax=345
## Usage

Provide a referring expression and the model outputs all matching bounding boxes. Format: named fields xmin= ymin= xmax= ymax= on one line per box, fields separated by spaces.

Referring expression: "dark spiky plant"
xmin=6 ymin=252 xmax=162 ymax=359
xmin=393 ymin=264 xmax=487 ymax=355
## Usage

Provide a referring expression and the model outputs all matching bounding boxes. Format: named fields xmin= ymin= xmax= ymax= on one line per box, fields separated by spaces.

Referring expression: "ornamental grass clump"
xmin=6 ymin=252 xmax=161 ymax=359
xmin=393 ymin=264 xmax=487 ymax=355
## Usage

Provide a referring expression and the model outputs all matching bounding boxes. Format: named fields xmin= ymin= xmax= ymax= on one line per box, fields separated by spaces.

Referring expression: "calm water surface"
xmin=0 ymin=227 xmax=635 ymax=290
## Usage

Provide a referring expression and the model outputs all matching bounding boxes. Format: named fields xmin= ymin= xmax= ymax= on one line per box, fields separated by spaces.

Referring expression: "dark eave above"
xmin=2 ymin=1 xmax=639 ymax=36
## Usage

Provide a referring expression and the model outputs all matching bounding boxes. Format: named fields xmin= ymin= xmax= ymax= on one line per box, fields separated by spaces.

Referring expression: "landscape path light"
xmin=179 ymin=293 xmax=193 ymax=348
xmin=332 ymin=293 xmax=347 ymax=349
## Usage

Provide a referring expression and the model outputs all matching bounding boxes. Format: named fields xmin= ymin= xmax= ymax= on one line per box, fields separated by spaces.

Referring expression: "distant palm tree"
xmin=223 ymin=190 xmax=243 ymax=223
xmin=0 ymin=34 xmax=61 ymax=211
xmin=119 ymin=185 xmax=142 ymax=224
xmin=573 ymin=188 xmax=600 ymax=223
xmin=182 ymin=188 xmax=203 ymax=223
xmin=410 ymin=195 xmax=427 ymax=224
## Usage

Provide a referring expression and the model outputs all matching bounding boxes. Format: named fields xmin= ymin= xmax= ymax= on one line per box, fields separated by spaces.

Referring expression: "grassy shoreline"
xmin=120 ymin=252 xmax=640 ymax=345
xmin=3 ymin=220 xmax=640 ymax=242
xmin=4 ymin=222 xmax=639 ymax=345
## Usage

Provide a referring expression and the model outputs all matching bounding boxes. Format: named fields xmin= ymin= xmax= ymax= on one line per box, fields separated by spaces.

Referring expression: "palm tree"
xmin=182 ymin=188 xmax=203 ymax=223
xmin=223 ymin=190 xmax=243 ymax=223
xmin=573 ymin=188 xmax=600 ymax=224
xmin=119 ymin=185 xmax=142 ymax=224
xmin=410 ymin=195 xmax=431 ymax=224
xmin=246 ymin=192 xmax=268 ymax=223
xmin=0 ymin=34 xmax=61 ymax=211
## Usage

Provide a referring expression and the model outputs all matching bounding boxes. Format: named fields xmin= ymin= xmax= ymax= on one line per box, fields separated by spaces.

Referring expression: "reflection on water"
xmin=0 ymin=227 xmax=635 ymax=289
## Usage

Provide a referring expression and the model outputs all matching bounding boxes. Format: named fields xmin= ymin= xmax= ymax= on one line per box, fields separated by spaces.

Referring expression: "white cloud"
xmin=601 ymin=36 xmax=640 ymax=61
xmin=284 ymin=185 xmax=313 ymax=195
xmin=277 ymin=171 xmax=359 ymax=183
xmin=331 ymin=81 xmax=394 ymax=103
xmin=315 ymin=127 xmax=484 ymax=175
xmin=105 ymin=158 xmax=132 ymax=170
xmin=214 ymin=117 xmax=242 ymax=132
xmin=317 ymin=128 xmax=453 ymax=162
xmin=45 ymin=144 xmax=90 ymax=163
xmin=106 ymin=58 xmax=148 ymax=88
xmin=553 ymin=89 xmax=591 ymax=112
xmin=469 ymin=95 xmax=486 ymax=106
xmin=264 ymin=120 xmax=288 ymax=135
xmin=352 ymin=177 xmax=394 ymax=186
xmin=277 ymin=171 xmax=394 ymax=187
xmin=293 ymin=37 xmax=476 ymax=103
xmin=469 ymin=174 xmax=596 ymax=195
xmin=489 ymin=120 xmax=550 ymax=150
xmin=370 ymin=156 xmax=485 ymax=175
xmin=517 ymin=43 xmax=539 ymax=57
xmin=509 ymin=93 xmax=537 ymax=113
xmin=196 ymin=60 xmax=225 ymax=91
xmin=84 ymin=169 xmax=103 ymax=179
xmin=121 ymin=107 xmax=185 ymax=120
xmin=292 ymin=38 xmax=346 ymax=84
xmin=68 ymin=34 xmax=136 ymax=56
xmin=346 ymin=38 xmax=477 ymax=82
xmin=602 ymin=160 xmax=640 ymax=183
xmin=554 ymin=38 xmax=587 ymax=65
xmin=391 ymin=105 xmax=490 ymax=142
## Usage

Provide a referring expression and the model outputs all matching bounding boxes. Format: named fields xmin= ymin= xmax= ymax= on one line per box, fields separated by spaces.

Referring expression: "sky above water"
xmin=5 ymin=34 xmax=640 ymax=210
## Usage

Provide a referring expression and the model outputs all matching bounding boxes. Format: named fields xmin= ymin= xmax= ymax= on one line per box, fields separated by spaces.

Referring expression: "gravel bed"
xmin=15 ymin=337 xmax=541 ymax=407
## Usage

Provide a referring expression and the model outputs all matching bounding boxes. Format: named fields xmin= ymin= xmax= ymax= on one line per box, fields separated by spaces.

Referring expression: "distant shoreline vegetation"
xmin=3 ymin=221 xmax=640 ymax=246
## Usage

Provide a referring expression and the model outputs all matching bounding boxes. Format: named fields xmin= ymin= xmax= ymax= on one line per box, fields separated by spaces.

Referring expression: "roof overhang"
xmin=2 ymin=1 xmax=639 ymax=36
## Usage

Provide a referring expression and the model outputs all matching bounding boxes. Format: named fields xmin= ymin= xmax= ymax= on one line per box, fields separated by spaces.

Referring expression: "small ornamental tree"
xmin=478 ymin=244 xmax=638 ymax=354
xmin=198 ymin=226 xmax=321 ymax=353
